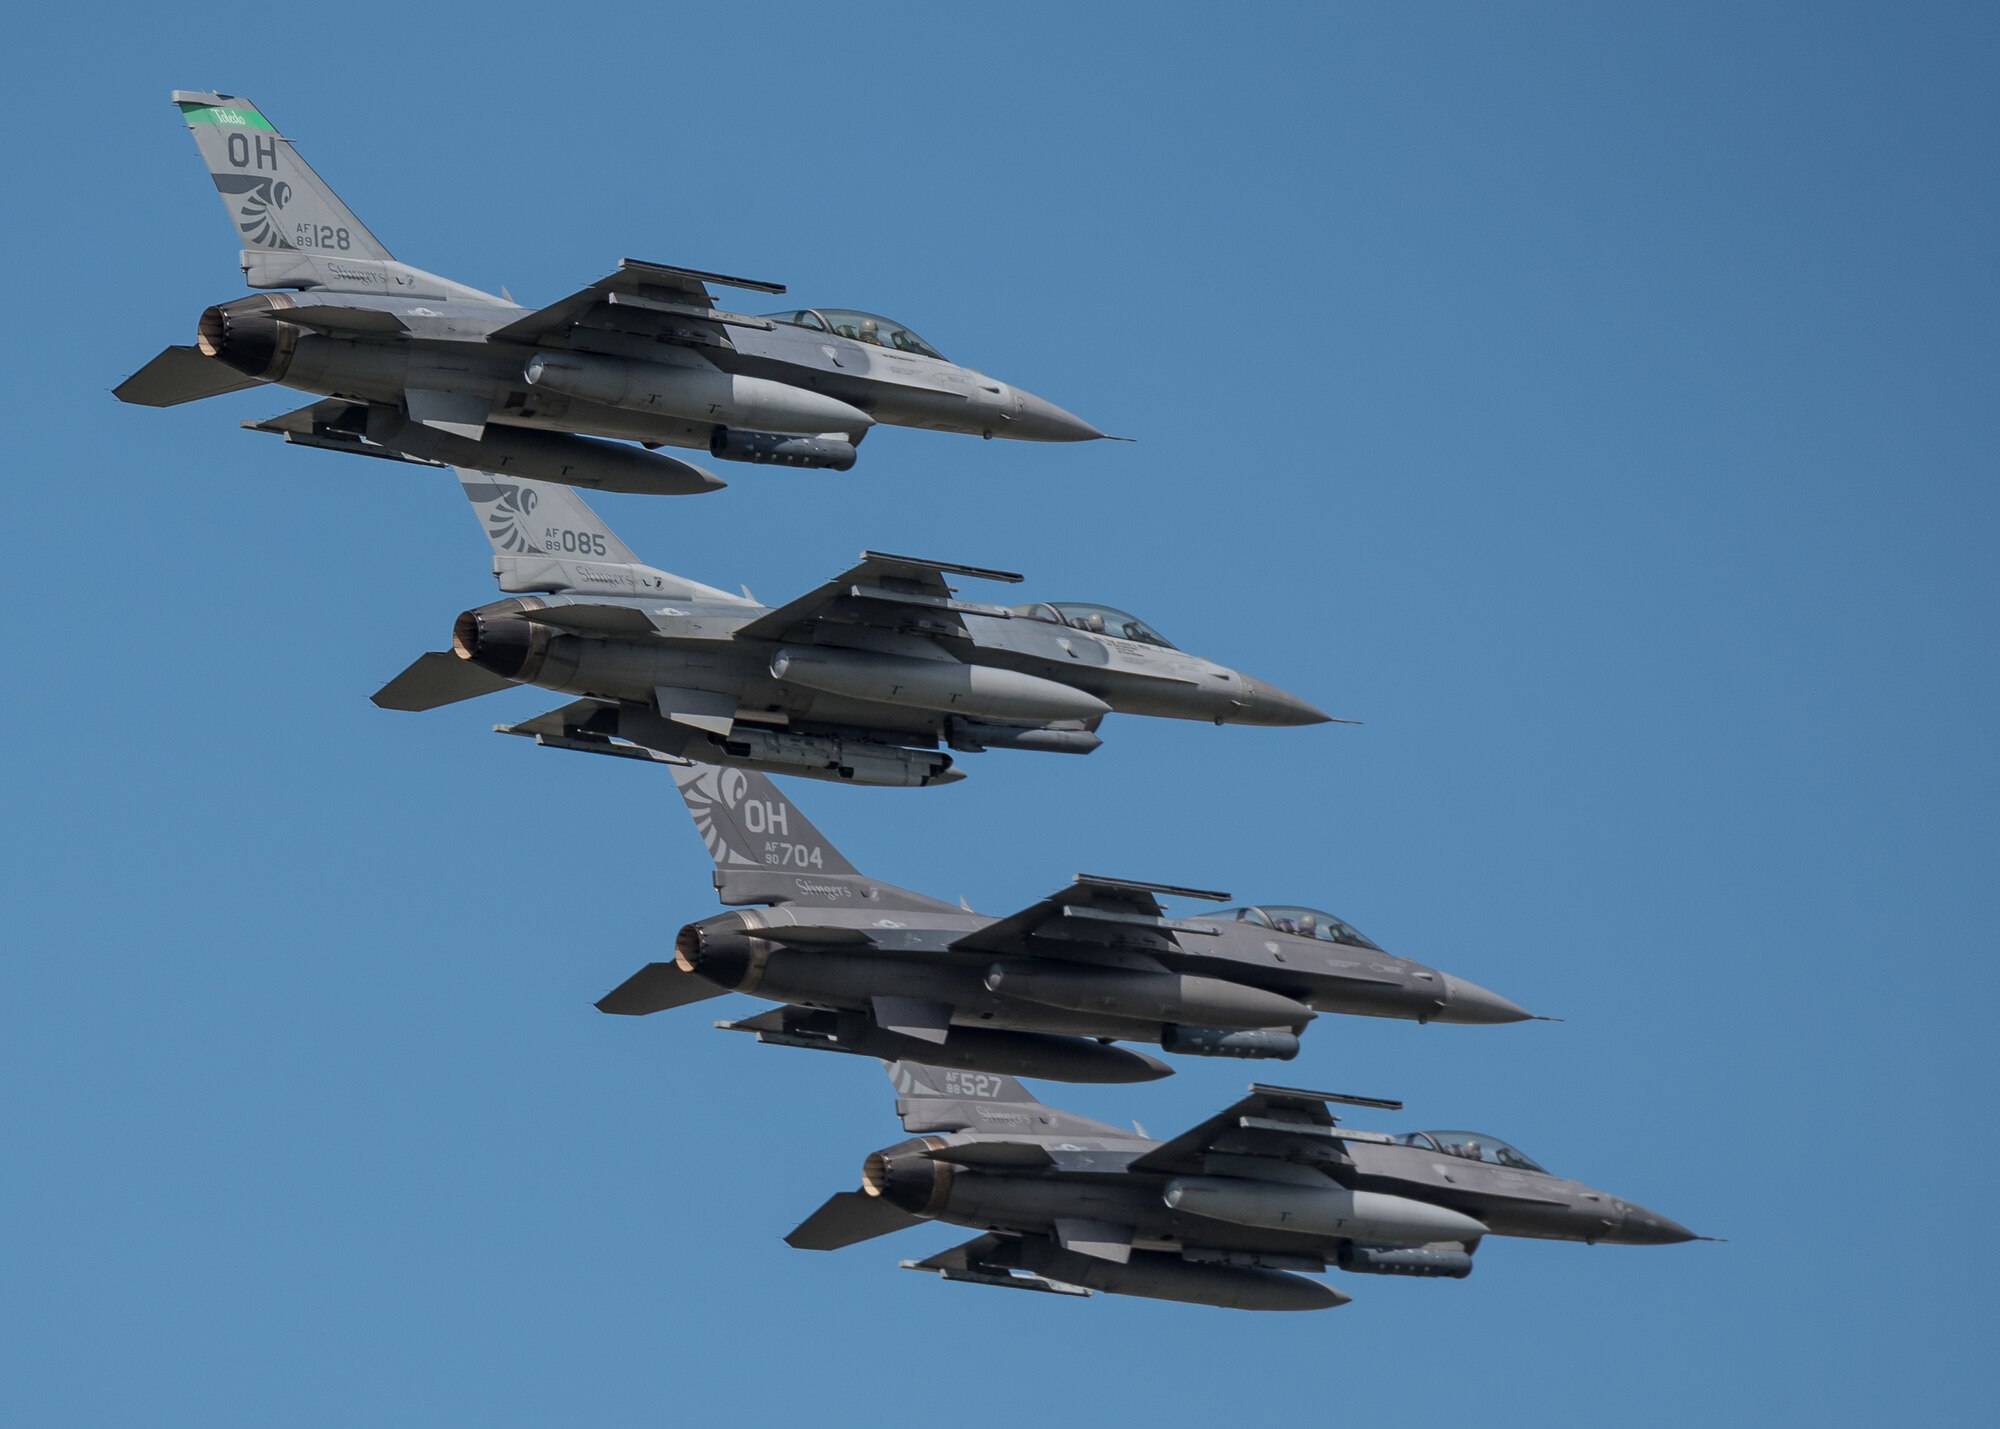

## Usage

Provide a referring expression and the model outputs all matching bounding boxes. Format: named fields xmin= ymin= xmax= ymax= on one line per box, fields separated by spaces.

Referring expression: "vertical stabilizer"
xmin=173 ymin=92 xmax=394 ymax=262
xmin=451 ymin=469 xmax=737 ymax=599
xmin=668 ymin=763 xmax=952 ymax=912
xmin=885 ymin=1061 xmax=1130 ymax=1139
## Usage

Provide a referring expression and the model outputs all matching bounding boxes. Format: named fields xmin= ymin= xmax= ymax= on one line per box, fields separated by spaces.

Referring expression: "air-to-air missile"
xmin=115 ymin=93 xmax=1118 ymax=494
xmin=372 ymin=471 xmax=1334 ymax=787
xmin=787 ymin=1064 xmax=1709 ymax=1311
xmin=589 ymin=761 xmax=1537 ymax=1084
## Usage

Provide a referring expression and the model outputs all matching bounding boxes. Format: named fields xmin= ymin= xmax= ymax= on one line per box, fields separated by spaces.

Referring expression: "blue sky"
xmin=4 ymin=3 xmax=1995 ymax=1423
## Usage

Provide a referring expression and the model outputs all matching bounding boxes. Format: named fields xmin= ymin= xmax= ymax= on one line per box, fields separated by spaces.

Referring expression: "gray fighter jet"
xmin=595 ymin=761 xmax=1534 ymax=1083
xmin=374 ymin=471 xmax=1332 ymax=786
xmin=114 ymin=92 xmax=1115 ymax=495
xmin=788 ymin=1063 xmax=1705 ymax=1311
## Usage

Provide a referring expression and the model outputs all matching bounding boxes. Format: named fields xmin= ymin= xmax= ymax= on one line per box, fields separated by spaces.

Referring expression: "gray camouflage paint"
xmin=784 ymin=1063 xmax=1703 ymax=1310
xmin=370 ymin=470 xmax=1333 ymax=787
xmin=115 ymin=93 xmax=1113 ymax=490
xmin=592 ymin=758 xmax=1534 ymax=1082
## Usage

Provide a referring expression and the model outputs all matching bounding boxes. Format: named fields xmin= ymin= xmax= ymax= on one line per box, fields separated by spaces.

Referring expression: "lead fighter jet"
xmin=115 ymin=93 xmax=1115 ymax=495
xmin=594 ymin=761 xmax=1536 ymax=1082
xmin=788 ymin=1063 xmax=1706 ymax=1311
xmin=375 ymin=471 xmax=1332 ymax=787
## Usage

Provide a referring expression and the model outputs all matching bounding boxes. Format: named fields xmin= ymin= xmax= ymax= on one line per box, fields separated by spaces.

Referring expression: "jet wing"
xmin=1127 ymin=1083 xmax=1404 ymax=1177
xmin=733 ymin=552 xmax=1026 ymax=644
xmin=114 ymin=345 xmax=262 ymax=407
xmin=486 ymin=257 xmax=787 ymax=352
xmin=950 ymin=874 xmax=1231 ymax=958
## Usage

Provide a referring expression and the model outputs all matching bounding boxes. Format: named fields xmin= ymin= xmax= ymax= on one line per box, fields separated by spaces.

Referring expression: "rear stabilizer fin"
xmin=114 ymin=345 xmax=261 ymax=407
xmin=173 ymin=92 xmax=394 ymax=263
xmin=452 ymin=469 xmax=740 ymax=600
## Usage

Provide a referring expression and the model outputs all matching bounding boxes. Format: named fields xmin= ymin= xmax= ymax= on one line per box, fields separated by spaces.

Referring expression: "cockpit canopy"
xmin=1217 ymin=905 xmax=1381 ymax=951
xmin=766 ymin=308 xmax=946 ymax=360
xmin=1393 ymin=1131 xmax=1548 ymax=1174
xmin=1007 ymin=602 xmax=1177 ymax=649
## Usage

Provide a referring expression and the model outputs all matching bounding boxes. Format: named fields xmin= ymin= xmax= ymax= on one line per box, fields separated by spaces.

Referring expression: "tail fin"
xmin=453 ymin=469 xmax=737 ymax=600
xmin=668 ymin=762 xmax=951 ymax=912
xmin=672 ymin=761 xmax=861 ymax=880
xmin=173 ymin=92 xmax=394 ymax=263
xmin=888 ymin=1060 xmax=1044 ymax=1123
xmin=885 ymin=1061 xmax=1126 ymax=1139
xmin=457 ymin=469 xmax=641 ymax=564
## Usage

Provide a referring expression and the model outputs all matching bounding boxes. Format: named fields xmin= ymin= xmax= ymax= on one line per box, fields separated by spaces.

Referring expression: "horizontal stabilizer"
xmin=595 ymin=962 xmax=729 ymax=1016
xmin=371 ymin=651 xmax=516 ymax=711
xmin=114 ymin=345 xmax=261 ymax=407
xmin=786 ymin=1191 xmax=923 ymax=1251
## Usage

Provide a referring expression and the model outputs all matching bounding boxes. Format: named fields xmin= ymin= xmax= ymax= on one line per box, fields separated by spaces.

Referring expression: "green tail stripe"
xmin=177 ymin=103 xmax=275 ymax=131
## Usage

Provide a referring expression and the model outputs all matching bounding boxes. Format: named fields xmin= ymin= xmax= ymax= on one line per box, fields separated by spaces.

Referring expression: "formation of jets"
xmin=118 ymin=93 xmax=1707 ymax=1311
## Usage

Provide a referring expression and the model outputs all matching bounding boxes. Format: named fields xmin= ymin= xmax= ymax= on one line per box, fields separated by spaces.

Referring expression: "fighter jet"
xmin=114 ymin=92 xmax=1115 ymax=495
xmin=787 ymin=1063 xmax=1706 ymax=1311
xmin=374 ymin=470 xmax=1332 ymax=787
xmin=593 ymin=761 xmax=1535 ymax=1083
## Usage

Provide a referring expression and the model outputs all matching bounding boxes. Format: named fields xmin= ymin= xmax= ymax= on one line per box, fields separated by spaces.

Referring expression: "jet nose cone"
xmin=1007 ymin=389 xmax=1106 ymax=443
xmin=1433 ymin=973 xmax=1536 ymax=1025
xmin=1614 ymin=1204 xmax=1700 ymax=1245
xmin=1231 ymin=676 xmax=1335 ymax=727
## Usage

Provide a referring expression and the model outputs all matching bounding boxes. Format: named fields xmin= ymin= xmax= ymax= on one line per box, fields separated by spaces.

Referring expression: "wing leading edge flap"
xmin=734 ymin=552 xmax=1025 ymax=643
xmin=1128 ymin=1086 xmax=1354 ymax=1176
xmin=951 ymin=874 xmax=1231 ymax=958
xmin=486 ymin=258 xmax=786 ymax=348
